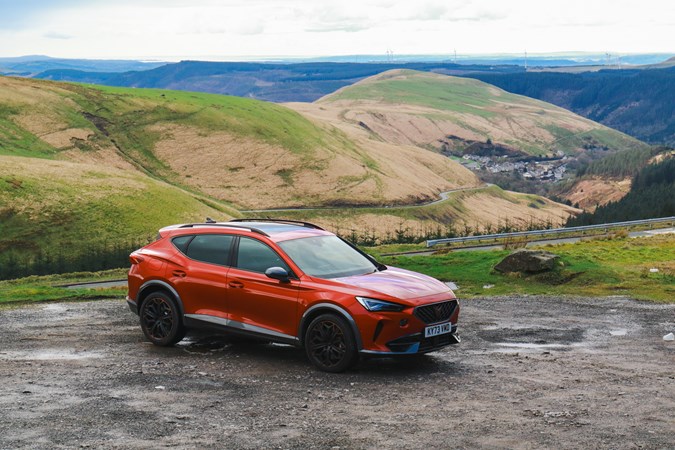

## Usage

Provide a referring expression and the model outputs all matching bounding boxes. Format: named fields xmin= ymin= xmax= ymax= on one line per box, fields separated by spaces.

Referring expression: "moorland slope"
xmin=299 ymin=70 xmax=645 ymax=157
xmin=0 ymin=75 xmax=579 ymax=275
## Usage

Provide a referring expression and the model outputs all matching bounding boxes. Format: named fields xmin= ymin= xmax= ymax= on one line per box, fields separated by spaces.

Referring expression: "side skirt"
xmin=183 ymin=314 xmax=300 ymax=347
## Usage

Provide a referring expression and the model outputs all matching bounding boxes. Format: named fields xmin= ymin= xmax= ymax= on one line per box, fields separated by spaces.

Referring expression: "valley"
xmin=0 ymin=67 xmax=664 ymax=278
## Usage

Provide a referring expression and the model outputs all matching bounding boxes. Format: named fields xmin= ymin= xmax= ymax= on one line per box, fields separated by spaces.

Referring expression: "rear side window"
xmin=172 ymin=235 xmax=193 ymax=254
xmin=236 ymin=237 xmax=290 ymax=274
xmin=182 ymin=234 xmax=234 ymax=266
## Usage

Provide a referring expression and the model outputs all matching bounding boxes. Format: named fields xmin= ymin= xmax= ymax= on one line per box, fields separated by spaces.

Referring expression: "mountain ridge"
xmin=28 ymin=59 xmax=675 ymax=145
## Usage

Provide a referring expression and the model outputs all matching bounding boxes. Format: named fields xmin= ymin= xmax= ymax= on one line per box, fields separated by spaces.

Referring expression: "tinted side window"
xmin=236 ymin=237 xmax=290 ymax=274
xmin=172 ymin=235 xmax=194 ymax=254
xmin=185 ymin=234 xmax=234 ymax=266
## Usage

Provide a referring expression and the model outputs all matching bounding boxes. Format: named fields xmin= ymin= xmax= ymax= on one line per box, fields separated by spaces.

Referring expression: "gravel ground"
xmin=0 ymin=296 xmax=673 ymax=449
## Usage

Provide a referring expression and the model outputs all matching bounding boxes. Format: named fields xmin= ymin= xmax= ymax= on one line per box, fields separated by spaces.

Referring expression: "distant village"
xmin=459 ymin=153 xmax=569 ymax=182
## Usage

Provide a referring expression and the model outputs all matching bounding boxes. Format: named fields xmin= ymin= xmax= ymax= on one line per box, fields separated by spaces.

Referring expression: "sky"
xmin=1 ymin=0 xmax=673 ymax=60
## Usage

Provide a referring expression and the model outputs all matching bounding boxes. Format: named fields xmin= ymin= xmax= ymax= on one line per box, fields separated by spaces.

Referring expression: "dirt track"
xmin=0 ymin=296 xmax=673 ymax=449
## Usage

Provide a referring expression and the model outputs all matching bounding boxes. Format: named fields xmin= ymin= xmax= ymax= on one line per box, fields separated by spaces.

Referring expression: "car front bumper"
xmin=360 ymin=324 xmax=460 ymax=355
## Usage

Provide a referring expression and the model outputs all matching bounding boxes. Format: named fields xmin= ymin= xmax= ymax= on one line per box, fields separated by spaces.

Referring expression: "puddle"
xmin=480 ymin=326 xmax=586 ymax=353
xmin=493 ymin=342 xmax=584 ymax=353
xmin=0 ymin=349 xmax=103 ymax=361
xmin=42 ymin=304 xmax=68 ymax=313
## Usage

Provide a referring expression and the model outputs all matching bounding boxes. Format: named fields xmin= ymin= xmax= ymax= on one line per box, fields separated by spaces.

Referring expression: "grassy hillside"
xmin=0 ymin=76 xmax=480 ymax=209
xmin=315 ymin=70 xmax=646 ymax=157
xmin=0 ymin=155 xmax=236 ymax=279
xmin=0 ymin=75 xmax=328 ymax=161
xmin=0 ymin=76 xmax=580 ymax=279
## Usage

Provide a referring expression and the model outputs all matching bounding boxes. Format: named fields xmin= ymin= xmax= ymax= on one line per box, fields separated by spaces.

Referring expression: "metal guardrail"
xmin=426 ymin=216 xmax=675 ymax=248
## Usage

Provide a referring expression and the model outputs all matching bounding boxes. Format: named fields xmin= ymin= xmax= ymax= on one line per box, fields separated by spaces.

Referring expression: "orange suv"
xmin=127 ymin=219 xmax=460 ymax=372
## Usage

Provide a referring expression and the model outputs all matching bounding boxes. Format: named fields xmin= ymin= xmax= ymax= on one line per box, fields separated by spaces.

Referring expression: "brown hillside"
xmin=1 ymin=76 xmax=577 ymax=239
xmin=296 ymin=69 xmax=644 ymax=157
xmin=0 ymin=76 xmax=480 ymax=210
xmin=148 ymin=123 xmax=480 ymax=210
xmin=562 ymin=177 xmax=632 ymax=210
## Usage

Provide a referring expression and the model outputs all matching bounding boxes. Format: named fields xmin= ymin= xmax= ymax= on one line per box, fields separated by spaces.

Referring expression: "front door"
xmin=226 ymin=236 xmax=301 ymax=341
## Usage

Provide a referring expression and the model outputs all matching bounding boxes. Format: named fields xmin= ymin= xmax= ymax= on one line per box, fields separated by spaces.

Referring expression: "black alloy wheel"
xmin=139 ymin=292 xmax=185 ymax=346
xmin=305 ymin=314 xmax=358 ymax=372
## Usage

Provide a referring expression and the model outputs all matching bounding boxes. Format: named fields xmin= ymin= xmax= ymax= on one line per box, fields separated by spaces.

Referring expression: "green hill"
xmin=0 ymin=75 xmax=579 ymax=279
xmin=0 ymin=76 xmax=480 ymax=210
xmin=317 ymin=70 xmax=647 ymax=157
xmin=0 ymin=155 xmax=236 ymax=278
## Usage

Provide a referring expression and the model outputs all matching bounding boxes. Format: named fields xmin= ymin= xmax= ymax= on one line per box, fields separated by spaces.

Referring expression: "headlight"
xmin=356 ymin=296 xmax=405 ymax=312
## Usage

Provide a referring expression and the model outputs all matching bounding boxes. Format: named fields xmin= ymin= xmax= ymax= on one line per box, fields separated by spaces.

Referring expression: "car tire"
xmin=305 ymin=313 xmax=358 ymax=373
xmin=139 ymin=291 xmax=186 ymax=346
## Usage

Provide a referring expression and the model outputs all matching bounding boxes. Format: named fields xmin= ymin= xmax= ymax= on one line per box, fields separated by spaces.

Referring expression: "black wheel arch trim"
xmin=138 ymin=280 xmax=185 ymax=317
xmin=299 ymin=303 xmax=363 ymax=351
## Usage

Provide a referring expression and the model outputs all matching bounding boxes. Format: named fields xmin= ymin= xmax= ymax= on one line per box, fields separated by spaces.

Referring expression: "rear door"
xmin=167 ymin=234 xmax=234 ymax=320
xmin=226 ymin=236 xmax=301 ymax=340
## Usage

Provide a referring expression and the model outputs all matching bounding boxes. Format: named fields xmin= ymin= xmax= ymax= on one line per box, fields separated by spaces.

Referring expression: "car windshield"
xmin=278 ymin=235 xmax=378 ymax=279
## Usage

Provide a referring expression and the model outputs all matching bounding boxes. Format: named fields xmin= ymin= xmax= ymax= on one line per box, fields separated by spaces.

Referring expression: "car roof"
xmin=161 ymin=220 xmax=333 ymax=242
xmin=233 ymin=221 xmax=333 ymax=241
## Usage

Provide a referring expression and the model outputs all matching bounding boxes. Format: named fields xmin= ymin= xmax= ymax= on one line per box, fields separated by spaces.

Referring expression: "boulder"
xmin=494 ymin=249 xmax=560 ymax=273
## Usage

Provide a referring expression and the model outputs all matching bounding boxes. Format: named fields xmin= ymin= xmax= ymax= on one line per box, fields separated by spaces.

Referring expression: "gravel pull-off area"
xmin=0 ymin=296 xmax=673 ymax=449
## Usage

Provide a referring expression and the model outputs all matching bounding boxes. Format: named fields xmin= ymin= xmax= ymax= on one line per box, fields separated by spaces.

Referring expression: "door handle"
xmin=228 ymin=281 xmax=244 ymax=288
xmin=172 ymin=270 xmax=187 ymax=278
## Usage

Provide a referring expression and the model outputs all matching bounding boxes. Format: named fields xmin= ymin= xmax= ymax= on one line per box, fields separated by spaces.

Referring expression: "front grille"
xmin=414 ymin=300 xmax=457 ymax=324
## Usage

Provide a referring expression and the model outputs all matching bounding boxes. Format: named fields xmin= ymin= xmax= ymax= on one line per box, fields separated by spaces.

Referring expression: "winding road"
xmin=240 ymin=183 xmax=493 ymax=213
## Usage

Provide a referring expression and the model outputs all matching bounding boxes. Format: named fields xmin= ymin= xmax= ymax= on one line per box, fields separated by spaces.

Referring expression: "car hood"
xmin=333 ymin=266 xmax=451 ymax=301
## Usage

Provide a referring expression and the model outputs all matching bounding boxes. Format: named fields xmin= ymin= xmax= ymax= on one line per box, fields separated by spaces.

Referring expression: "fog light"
xmin=400 ymin=319 xmax=408 ymax=327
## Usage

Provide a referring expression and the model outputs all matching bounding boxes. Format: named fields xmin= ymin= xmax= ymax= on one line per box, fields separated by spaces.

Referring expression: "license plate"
xmin=424 ymin=322 xmax=452 ymax=338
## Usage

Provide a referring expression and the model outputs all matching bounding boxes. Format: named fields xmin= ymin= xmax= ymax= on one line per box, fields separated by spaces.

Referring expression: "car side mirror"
xmin=265 ymin=266 xmax=290 ymax=282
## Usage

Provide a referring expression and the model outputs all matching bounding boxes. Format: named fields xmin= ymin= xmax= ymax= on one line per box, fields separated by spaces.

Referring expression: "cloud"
xmin=305 ymin=23 xmax=371 ymax=33
xmin=43 ymin=31 xmax=73 ymax=40
xmin=301 ymin=5 xmax=373 ymax=33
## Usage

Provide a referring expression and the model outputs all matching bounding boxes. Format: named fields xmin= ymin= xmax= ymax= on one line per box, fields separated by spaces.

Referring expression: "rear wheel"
xmin=139 ymin=292 xmax=185 ymax=346
xmin=305 ymin=314 xmax=358 ymax=373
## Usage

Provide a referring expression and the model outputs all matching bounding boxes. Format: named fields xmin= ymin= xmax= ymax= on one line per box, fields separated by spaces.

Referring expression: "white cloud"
xmin=43 ymin=31 xmax=73 ymax=40
xmin=0 ymin=0 xmax=672 ymax=58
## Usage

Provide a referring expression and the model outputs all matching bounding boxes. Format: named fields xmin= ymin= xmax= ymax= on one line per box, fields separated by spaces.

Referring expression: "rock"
xmin=445 ymin=281 xmax=459 ymax=290
xmin=663 ymin=333 xmax=674 ymax=341
xmin=494 ymin=249 xmax=560 ymax=273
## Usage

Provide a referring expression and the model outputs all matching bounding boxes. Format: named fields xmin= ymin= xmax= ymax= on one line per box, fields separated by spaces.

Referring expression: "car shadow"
xmin=162 ymin=332 xmax=466 ymax=377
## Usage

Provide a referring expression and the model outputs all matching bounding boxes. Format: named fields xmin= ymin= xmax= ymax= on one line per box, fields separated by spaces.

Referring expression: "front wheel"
xmin=139 ymin=292 xmax=185 ymax=346
xmin=305 ymin=314 xmax=358 ymax=372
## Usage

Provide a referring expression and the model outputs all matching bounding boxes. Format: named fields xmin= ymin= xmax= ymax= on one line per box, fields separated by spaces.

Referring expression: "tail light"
xmin=129 ymin=254 xmax=145 ymax=265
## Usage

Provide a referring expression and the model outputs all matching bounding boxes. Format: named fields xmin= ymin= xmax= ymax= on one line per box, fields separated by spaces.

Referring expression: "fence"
xmin=425 ymin=216 xmax=675 ymax=248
